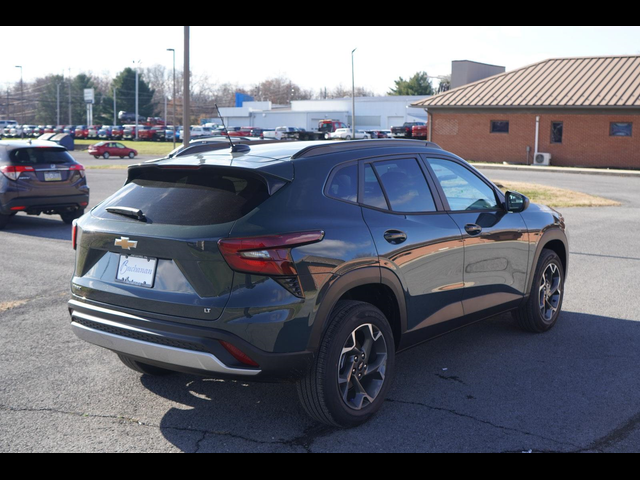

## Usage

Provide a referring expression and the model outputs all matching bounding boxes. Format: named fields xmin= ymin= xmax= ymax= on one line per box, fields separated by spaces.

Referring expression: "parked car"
xmin=74 ymin=125 xmax=89 ymax=139
xmin=330 ymin=128 xmax=367 ymax=140
xmin=87 ymin=141 xmax=137 ymax=159
xmin=122 ymin=125 xmax=136 ymax=140
xmin=411 ymin=124 xmax=428 ymax=140
xmin=390 ymin=122 xmax=426 ymax=138
xmin=68 ymin=139 xmax=568 ymax=428
xmin=0 ymin=140 xmax=89 ymax=229
xmin=110 ymin=126 xmax=125 ymax=140
xmin=87 ymin=125 xmax=102 ymax=139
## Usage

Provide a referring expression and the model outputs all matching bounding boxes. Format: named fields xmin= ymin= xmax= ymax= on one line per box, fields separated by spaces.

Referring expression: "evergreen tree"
xmin=100 ymin=68 xmax=156 ymax=124
xmin=388 ymin=71 xmax=434 ymax=96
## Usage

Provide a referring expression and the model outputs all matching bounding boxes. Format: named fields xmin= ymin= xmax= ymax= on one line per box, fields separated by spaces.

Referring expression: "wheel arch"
xmin=308 ymin=267 xmax=407 ymax=352
xmin=525 ymin=228 xmax=569 ymax=296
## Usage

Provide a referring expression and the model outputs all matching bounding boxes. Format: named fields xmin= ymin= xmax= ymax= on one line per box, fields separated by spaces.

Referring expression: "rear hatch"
xmin=5 ymin=145 xmax=86 ymax=199
xmin=73 ymin=161 xmax=291 ymax=322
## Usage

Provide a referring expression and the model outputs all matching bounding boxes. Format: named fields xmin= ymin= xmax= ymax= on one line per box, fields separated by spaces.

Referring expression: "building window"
xmin=490 ymin=120 xmax=509 ymax=134
xmin=551 ymin=122 xmax=563 ymax=144
xmin=610 ymin=122 xmax=632 ymax=137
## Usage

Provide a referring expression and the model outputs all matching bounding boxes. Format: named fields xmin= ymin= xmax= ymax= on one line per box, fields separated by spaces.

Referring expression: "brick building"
xmin=412 ymin=56 xmax=640 ymax=169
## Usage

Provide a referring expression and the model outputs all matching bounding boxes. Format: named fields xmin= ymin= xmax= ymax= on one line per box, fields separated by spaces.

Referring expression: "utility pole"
xmin=167 ymin=47 xmax=176 ymax=149
xmin=15 ymin=66 xmax=23 ymax=134
xmin=351 ymin=49 xmax=357 ymax=137
xmin=183 ymin=26 xmax=190 ymax=145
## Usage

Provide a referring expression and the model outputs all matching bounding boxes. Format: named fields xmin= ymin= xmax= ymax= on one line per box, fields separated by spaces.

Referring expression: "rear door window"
xmin=372 ymin=158 xmax=436 ymax=213
xmin=93 ymin=167 xmax=270 ymax=226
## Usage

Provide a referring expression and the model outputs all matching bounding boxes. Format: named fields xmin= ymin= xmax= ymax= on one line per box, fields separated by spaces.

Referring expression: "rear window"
xmin=93 ymin=167 xmax=270 ymax=226
xmin=8 ymin=147 xmax=75 ymax=165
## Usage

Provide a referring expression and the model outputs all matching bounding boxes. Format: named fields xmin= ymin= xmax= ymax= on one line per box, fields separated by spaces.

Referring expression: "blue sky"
xmin=1 ymin=26 xmax=639 ymax=95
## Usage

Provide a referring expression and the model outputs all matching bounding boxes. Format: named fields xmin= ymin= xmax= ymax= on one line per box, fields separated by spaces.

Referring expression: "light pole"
xmin=167 ymin=48 xmax=176 ymax=149
xmin=183 ymin=26 xmax=190 ymax=145
xmin=351 ymin=49 xmax=357 ymax=138
xmin=15 ymin=66 xmax=23 ymax=135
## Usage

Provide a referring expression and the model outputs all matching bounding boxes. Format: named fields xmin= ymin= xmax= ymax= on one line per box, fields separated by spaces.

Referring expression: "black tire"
xmin=103 ymin=152 xmax=110 ymax=159
xmin=128 ymin=152 xmax=135 ymax=159
xmin=117 ymin=354 xmax=172 ymax=376
xmin=60 ymin=209 xmax=85 ymax=225
xmin=297 ymin=300 xmax=395 ymax=428
xmin=0 ymin=214 xmax=10 ymax=230
xmin=513 ymin=249 xmax=565 ymax=333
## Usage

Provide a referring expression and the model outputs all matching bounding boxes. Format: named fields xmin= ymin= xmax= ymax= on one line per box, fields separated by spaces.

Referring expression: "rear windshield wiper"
xmin=106 ymin=206 xmax=147 ymax=222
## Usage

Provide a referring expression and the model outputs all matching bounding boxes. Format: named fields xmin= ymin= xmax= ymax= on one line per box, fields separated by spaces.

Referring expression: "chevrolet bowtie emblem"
xmin=115 ymin=237 xmax=138 ymax=250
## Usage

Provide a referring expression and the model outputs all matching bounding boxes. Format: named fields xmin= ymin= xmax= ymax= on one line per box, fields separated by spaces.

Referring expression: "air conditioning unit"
xmin=534 ymin=152 xmax=552 ymax=166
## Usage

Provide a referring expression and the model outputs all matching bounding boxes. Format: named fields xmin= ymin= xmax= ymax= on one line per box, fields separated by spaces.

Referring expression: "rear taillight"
xmin=72 ymin=220 xmax=78 ymax=250
xmin=70 ymin=164 xmax=86 ymax=178
xmin=0 ymin=165 xmax=35 ymax=181
xmin=218 ymin=231 xmax=324 ymax=277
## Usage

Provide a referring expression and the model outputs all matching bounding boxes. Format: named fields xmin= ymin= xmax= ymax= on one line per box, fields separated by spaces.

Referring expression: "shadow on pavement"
xmin=1 ymin=214 xmax=72 ymax=241
xmin=133 ymin=309 xmax=640 ymax=452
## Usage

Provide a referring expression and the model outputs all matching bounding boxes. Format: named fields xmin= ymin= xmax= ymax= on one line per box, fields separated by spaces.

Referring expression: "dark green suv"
xmin=69 ymin=140 xmax=568 ymax=427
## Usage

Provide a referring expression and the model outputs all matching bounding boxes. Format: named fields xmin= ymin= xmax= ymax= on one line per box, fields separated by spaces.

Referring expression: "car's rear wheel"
xmin=513 ymin=249 xmax=565 ymax=333
xmin=103 ymin=152 xmax=110 ymax=159
xmin=0 ymin=214 xmax=10 ymax=230
xmin=117 ymin=354 xmax=173 ymax=376
xmin=297 ymin=300 xmax=395 ymax=428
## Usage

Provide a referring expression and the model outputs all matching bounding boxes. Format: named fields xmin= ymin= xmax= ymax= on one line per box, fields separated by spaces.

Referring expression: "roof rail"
xmin=292 ymin=139 xmax=442 ymax=159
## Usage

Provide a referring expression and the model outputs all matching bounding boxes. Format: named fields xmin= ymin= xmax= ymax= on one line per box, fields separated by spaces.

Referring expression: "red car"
xmin=411 ymin=124 xmax=428 ymax=140
xmin=88 ymin=141 xmax=137 ymax=159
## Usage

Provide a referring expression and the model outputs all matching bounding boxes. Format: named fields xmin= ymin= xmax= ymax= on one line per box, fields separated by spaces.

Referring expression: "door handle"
xmin=464 ymin=224 xmax=482 ymax=236
xmin=384 ymin=230 xmax=407 ymax=245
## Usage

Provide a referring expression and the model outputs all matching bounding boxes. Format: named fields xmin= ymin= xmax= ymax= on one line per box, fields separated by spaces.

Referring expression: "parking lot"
xmin=1 ymin=155 xmax=639 ymax=452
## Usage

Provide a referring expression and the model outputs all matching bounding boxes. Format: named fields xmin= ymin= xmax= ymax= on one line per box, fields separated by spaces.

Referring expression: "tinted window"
xmin=363 ymin=164 xmax=387 ymax=210
xmin=610 ymin=122 xmax=632 ymax=137
xmin=551 ymin=122 xmax=563 ymax=143
xmin=491 ymin=121 xmax=509 ymax=133
xmin=373 ymin=159 xmax=436 ymax=213
xmin=428 ymin=159 xmax=499 ymax=211
xmin=8 ymin=147 xmax=75 ymax=165
xmin=327 ymin=163 xmax=358 ymax=203
xmin=94 ymin=168 xmax=270 ymax=226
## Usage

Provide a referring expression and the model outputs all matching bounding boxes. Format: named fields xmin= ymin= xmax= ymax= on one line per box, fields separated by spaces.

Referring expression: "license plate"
xmin=44 ymin=171 xmax=62 ymax=182
xmin=115 ymin=255 xmax=158 ymax=288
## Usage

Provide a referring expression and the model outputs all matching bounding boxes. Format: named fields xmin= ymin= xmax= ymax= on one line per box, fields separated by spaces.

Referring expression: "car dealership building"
xmin=412 ymin=55 xmax=640 ymax=169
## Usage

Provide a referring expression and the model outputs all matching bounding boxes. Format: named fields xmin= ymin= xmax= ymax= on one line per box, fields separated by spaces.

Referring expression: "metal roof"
xmin=413 ymin=55 xmax=640 ymax=109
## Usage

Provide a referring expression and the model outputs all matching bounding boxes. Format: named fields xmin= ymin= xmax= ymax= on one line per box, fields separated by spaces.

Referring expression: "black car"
xmin=0 ymin=140 xmax=89 ymax=229
xmin=68 ymin=139 xmax=568 ymax=428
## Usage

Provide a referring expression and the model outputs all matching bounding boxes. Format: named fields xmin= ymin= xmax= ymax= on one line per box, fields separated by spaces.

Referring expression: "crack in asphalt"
xmin=0 ymin=404 xmax=333 ymax=453
xmin=385 ymin=398 xmax=581 ymax=451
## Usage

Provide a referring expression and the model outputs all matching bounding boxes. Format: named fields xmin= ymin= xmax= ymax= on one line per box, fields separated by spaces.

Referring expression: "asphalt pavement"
xmin=1 ymin=162 xmax=639 ymax=452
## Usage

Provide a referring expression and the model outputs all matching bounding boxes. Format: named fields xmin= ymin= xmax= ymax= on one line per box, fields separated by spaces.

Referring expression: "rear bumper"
xmin=0 ymin=193 xmax=89 ymax=215
xmin=68 ymin=298 xmax=314 ymax=382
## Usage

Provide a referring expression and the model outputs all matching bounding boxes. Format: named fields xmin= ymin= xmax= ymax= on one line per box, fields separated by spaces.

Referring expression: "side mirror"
xmin=505 ymin=191 xmax=530 ymax=213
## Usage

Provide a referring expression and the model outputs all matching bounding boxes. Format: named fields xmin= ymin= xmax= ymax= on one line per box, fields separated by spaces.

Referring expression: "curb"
xmin=473 ymin=163 xmax=640 ymax=178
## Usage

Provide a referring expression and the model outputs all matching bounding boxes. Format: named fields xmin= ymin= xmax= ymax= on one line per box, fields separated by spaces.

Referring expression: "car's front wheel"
xmin=297 ymin=300 xmax=395 ymax=428
xmin=128 ymin=152 xmax=135 ymax=159
xmin=514 ymin=249 xmax=565 ymax=333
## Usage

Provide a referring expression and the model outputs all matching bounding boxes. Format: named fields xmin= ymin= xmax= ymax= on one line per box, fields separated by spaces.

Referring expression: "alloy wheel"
xmin=539 ymin=263 xmax=562 ymax=322
xmin=338 ymin=324 xmax=388 ymax=411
